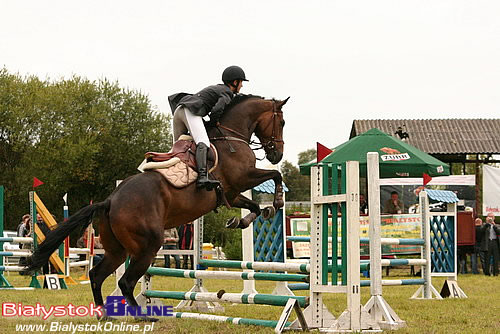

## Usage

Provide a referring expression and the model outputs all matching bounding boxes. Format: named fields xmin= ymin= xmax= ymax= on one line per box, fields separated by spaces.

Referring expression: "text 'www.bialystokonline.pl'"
xmin=15 ymin=322 xmax=155 ymax=333
xmin=2 ymin=303 xmax=155 ymax=333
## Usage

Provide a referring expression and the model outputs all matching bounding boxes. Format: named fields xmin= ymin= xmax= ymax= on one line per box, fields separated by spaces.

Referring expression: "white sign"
xmin=380 ymin=153 xmax=410 ymax=161
xmin=43 ymin=274 xmax=61 ymax=290
xmin=483 ymin=165 xmax=500 ymax=216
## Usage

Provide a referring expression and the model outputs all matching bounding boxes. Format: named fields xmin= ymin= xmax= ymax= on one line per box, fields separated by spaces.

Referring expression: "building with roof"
xmin=350 ymin=119 xmax=500 ymax=213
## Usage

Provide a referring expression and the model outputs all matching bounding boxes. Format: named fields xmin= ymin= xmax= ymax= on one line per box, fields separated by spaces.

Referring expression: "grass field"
xmin=0 ymin=268 xmax=499 ymax=333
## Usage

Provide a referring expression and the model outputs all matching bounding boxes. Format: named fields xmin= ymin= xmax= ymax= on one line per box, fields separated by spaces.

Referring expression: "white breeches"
xmin=173 ymin=106 xmax=210 ymax=146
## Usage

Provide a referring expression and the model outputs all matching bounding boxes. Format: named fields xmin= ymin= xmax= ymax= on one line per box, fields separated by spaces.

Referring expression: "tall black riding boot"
xmin=196 ymin=143 xmax=220 ymax=191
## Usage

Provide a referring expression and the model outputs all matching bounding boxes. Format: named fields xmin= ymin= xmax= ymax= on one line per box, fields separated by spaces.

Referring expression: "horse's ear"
xmin=278 ymin=97 xmax=290 ymax=108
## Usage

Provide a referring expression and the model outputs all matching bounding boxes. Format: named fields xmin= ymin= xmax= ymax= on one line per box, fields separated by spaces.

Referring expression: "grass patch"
xmin=0 ymin=269 xmax=499 ymax=333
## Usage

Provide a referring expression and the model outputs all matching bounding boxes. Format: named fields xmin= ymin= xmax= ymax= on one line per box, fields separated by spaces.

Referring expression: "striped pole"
xmin=380 ymin=259 xmax=427 ymax=266
xmin=361 ymin=279 xmax=426 ymax=287
xmin=200 ymin=259 xmax=309 ymax=273
xmin=288 ymin=283 xmax=310 ymax=291
xmin=147 ymin=267 xmax=309 ymax=283
xmin=287 ymin=236 xmax=425 ymax=246
xmin=290 ymin=278 xmax=428 ymax=290
xmin=144 ymin=290 xmax=309 ymax=308
xmin=173 ymin=312 xmax=292 ymax=329
xmin=29 ymin=191 xmax=41 ymax=289
xmin=63 ymin=193 xmax=71 ymax=282
xmin=0 ymin=266 xmax=28 ymax=272
xmin=0 ymin=251 xmax=32 ymax=257
xmin=200 ymin=259 xmax=369 ymax=273
xmin=0 ymin=237 xmax=33 ymax=243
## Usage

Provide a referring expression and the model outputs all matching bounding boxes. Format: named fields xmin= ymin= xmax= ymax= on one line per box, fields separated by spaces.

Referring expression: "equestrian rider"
xmin=168 ymin=65 xmax=248 ymax=190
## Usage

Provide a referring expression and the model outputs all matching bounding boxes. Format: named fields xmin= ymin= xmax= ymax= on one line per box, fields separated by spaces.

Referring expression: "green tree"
xmin=203 ymin=207 xmax=242 ymax=260
xmin=0 ymin=68 xmax=172 ymax=232
xmin=281 ymin=161 xmax=310 ymax=201
xmin=298 ymin=148 xmax=316 ymax=165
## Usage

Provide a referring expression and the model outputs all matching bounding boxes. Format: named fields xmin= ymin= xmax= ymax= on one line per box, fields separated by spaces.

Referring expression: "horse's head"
xmin=216 ymin=95 xmax=289 ymax=165
xmin=254 ymin=97 xmax=289 ymax=164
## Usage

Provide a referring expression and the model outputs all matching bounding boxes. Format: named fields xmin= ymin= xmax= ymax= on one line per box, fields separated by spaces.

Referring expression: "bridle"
xmin=210 ymin=100 xmax=284 ymax=157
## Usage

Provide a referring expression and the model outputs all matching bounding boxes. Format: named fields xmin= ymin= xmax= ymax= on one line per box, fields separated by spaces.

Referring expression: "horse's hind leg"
xmin=89 ymin=216 xmax=126 ymax=320
xmin=118 ymin=253 xmax=158 ymax=322
xmin=89 ymin=252 xmax=126 ymax=319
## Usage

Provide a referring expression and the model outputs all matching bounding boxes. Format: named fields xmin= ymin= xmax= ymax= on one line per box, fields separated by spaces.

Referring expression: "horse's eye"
xmin=280 ymin=120 xmax=285 ymax=127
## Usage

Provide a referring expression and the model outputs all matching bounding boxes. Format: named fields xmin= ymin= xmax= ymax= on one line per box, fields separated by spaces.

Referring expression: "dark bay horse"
xmin=26 ymin=95 xmax=288 ymax=319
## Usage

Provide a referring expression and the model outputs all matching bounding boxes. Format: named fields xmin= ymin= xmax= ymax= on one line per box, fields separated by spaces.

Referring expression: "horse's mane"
xmin=225 ymin=94 xmax=264 ymax=111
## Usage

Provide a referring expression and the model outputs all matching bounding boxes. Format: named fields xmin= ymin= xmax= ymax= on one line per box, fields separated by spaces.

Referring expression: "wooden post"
xmin=364 ymin=153 xmax=405 ymax=329
xmin=241 ymin=189 xmax=257 ymax=294
xmin=346 ymin=161 xmax=361 ymax=330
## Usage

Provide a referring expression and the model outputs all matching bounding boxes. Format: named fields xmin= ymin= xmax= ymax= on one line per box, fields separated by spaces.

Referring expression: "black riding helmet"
xmin=222 ymin=66 xmax=249 ymax=85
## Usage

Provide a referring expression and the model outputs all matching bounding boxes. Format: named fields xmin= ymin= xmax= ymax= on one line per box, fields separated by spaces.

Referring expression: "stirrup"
xmin=197 ymin=179 xmax=220 ymax=191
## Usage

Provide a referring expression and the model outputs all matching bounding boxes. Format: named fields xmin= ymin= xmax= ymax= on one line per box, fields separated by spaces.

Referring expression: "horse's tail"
xmin=25 ymin=200 xmax=110 ymax=272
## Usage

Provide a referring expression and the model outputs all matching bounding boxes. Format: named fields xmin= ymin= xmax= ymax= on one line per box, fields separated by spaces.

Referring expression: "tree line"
xmin=0 ymin=68 xmax=171 ymax=230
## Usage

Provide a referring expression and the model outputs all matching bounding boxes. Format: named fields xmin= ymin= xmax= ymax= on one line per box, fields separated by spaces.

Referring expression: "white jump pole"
xmin=411 ymin=191 xmax=442 ymax=300
xmin=364 ymin=152 xmax=406 ymax=329
xmin=241 ymin=189 xmax=257 ymax=294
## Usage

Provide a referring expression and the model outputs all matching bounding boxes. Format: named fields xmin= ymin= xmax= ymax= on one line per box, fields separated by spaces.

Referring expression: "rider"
xmin=169 ymin=65 xmax=248 ymax=190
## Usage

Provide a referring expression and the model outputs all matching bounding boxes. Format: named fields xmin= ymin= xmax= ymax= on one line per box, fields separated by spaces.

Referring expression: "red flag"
xmin=423 ymin=173 xmax=432 ymax=186
xmin=317 ymin=142 xmax=333 ymax=163
xmin=33 ymin=177 xmax=44 ymax=188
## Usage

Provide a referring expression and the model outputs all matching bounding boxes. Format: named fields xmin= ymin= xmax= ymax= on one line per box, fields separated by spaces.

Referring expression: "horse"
xmin=26 ymin=95 xmax=288 ymax=320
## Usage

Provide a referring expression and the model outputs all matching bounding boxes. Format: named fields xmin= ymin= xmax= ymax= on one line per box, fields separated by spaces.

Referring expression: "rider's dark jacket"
xmin=168 ymin=84 xmax=234 ymax=122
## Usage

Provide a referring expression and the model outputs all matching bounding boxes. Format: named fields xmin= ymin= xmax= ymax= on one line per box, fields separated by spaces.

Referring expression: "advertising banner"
xmin=290 ymin=214 xmax=421 ymax=258
xmin=483 ymin=165 xmax=500 ymax=216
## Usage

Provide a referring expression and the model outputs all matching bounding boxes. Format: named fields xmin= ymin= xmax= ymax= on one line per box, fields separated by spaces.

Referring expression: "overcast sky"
xmin=1 ymin=1 xmax=499 ymax=166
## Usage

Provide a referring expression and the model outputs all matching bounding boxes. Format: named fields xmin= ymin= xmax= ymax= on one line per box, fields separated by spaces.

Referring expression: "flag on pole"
xmin=63 ymin=193 xmax=68 ymax=204
xmin=317 ymin=142 xmax=333 ymax=163
xmin=33 ymin=177 xmax=44 ymax=188
xmin=423 ymin=173 xmax=432 ymax=186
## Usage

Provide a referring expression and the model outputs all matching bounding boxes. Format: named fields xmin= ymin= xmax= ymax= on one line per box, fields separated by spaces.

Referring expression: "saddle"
xmin=139 ymin=135 xmax=218 ymax=188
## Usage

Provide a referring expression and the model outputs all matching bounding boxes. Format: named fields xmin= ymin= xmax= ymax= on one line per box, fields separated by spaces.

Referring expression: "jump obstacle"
xmin=286 ymin=153 xmax=466 ymax=329
xmin=135 ymin=216 xmax=309 ymax=332
xmin=0 ymin=188 xmax=91 ymax=289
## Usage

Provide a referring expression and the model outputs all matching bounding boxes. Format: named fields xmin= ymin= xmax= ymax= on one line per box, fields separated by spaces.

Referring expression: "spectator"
xmin=17 ymin=214 xmax=31 ymax=244
xmin=163 ymin=227 xmax=181 ymax=269
xmin=93 ymin=235 xmax=104 ymax=266
xmin=77 ymin=225 xmax=102 ymax=267
xmin=359 ymin=194 xmax=368 ymax=215
xmin=470 ymin=218 xmax=483 ymax=274
xmin=179 ymin=222 xmax=194 ymax=269
xmin=458 ymin=246 xmax=468 ymax=274
xmin=36 ymin=213 xmax=51 ymax=237
xmin=479 ymin=212 xmax=500 ymax=276
xmin=383 ymin=191 xmax=404 ymax=214
xmin=16 ymin=214 xmax=31 ymax=275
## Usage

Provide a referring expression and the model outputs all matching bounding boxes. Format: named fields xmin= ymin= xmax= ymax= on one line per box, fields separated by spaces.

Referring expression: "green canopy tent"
xmin=300 ymin=128 xmax=450 ymax=178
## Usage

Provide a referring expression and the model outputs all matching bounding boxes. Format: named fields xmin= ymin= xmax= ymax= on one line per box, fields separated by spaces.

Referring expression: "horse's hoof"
xmin=216 ymin=289 xmax=226 ymax=298
xmin=225 ymin=217 xmax=239 ymax=229
xmin=261 ymin=206 xmax=276 ymax=220
xmin=134 ymin=316 xmax=159 ymax=322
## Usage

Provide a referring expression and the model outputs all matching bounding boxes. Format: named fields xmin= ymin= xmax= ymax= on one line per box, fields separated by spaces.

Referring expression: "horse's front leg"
xmin=246 ymin=167 xmax=284 ymax=214
xmin=226 ymin=194 xmax=261 ymax=229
